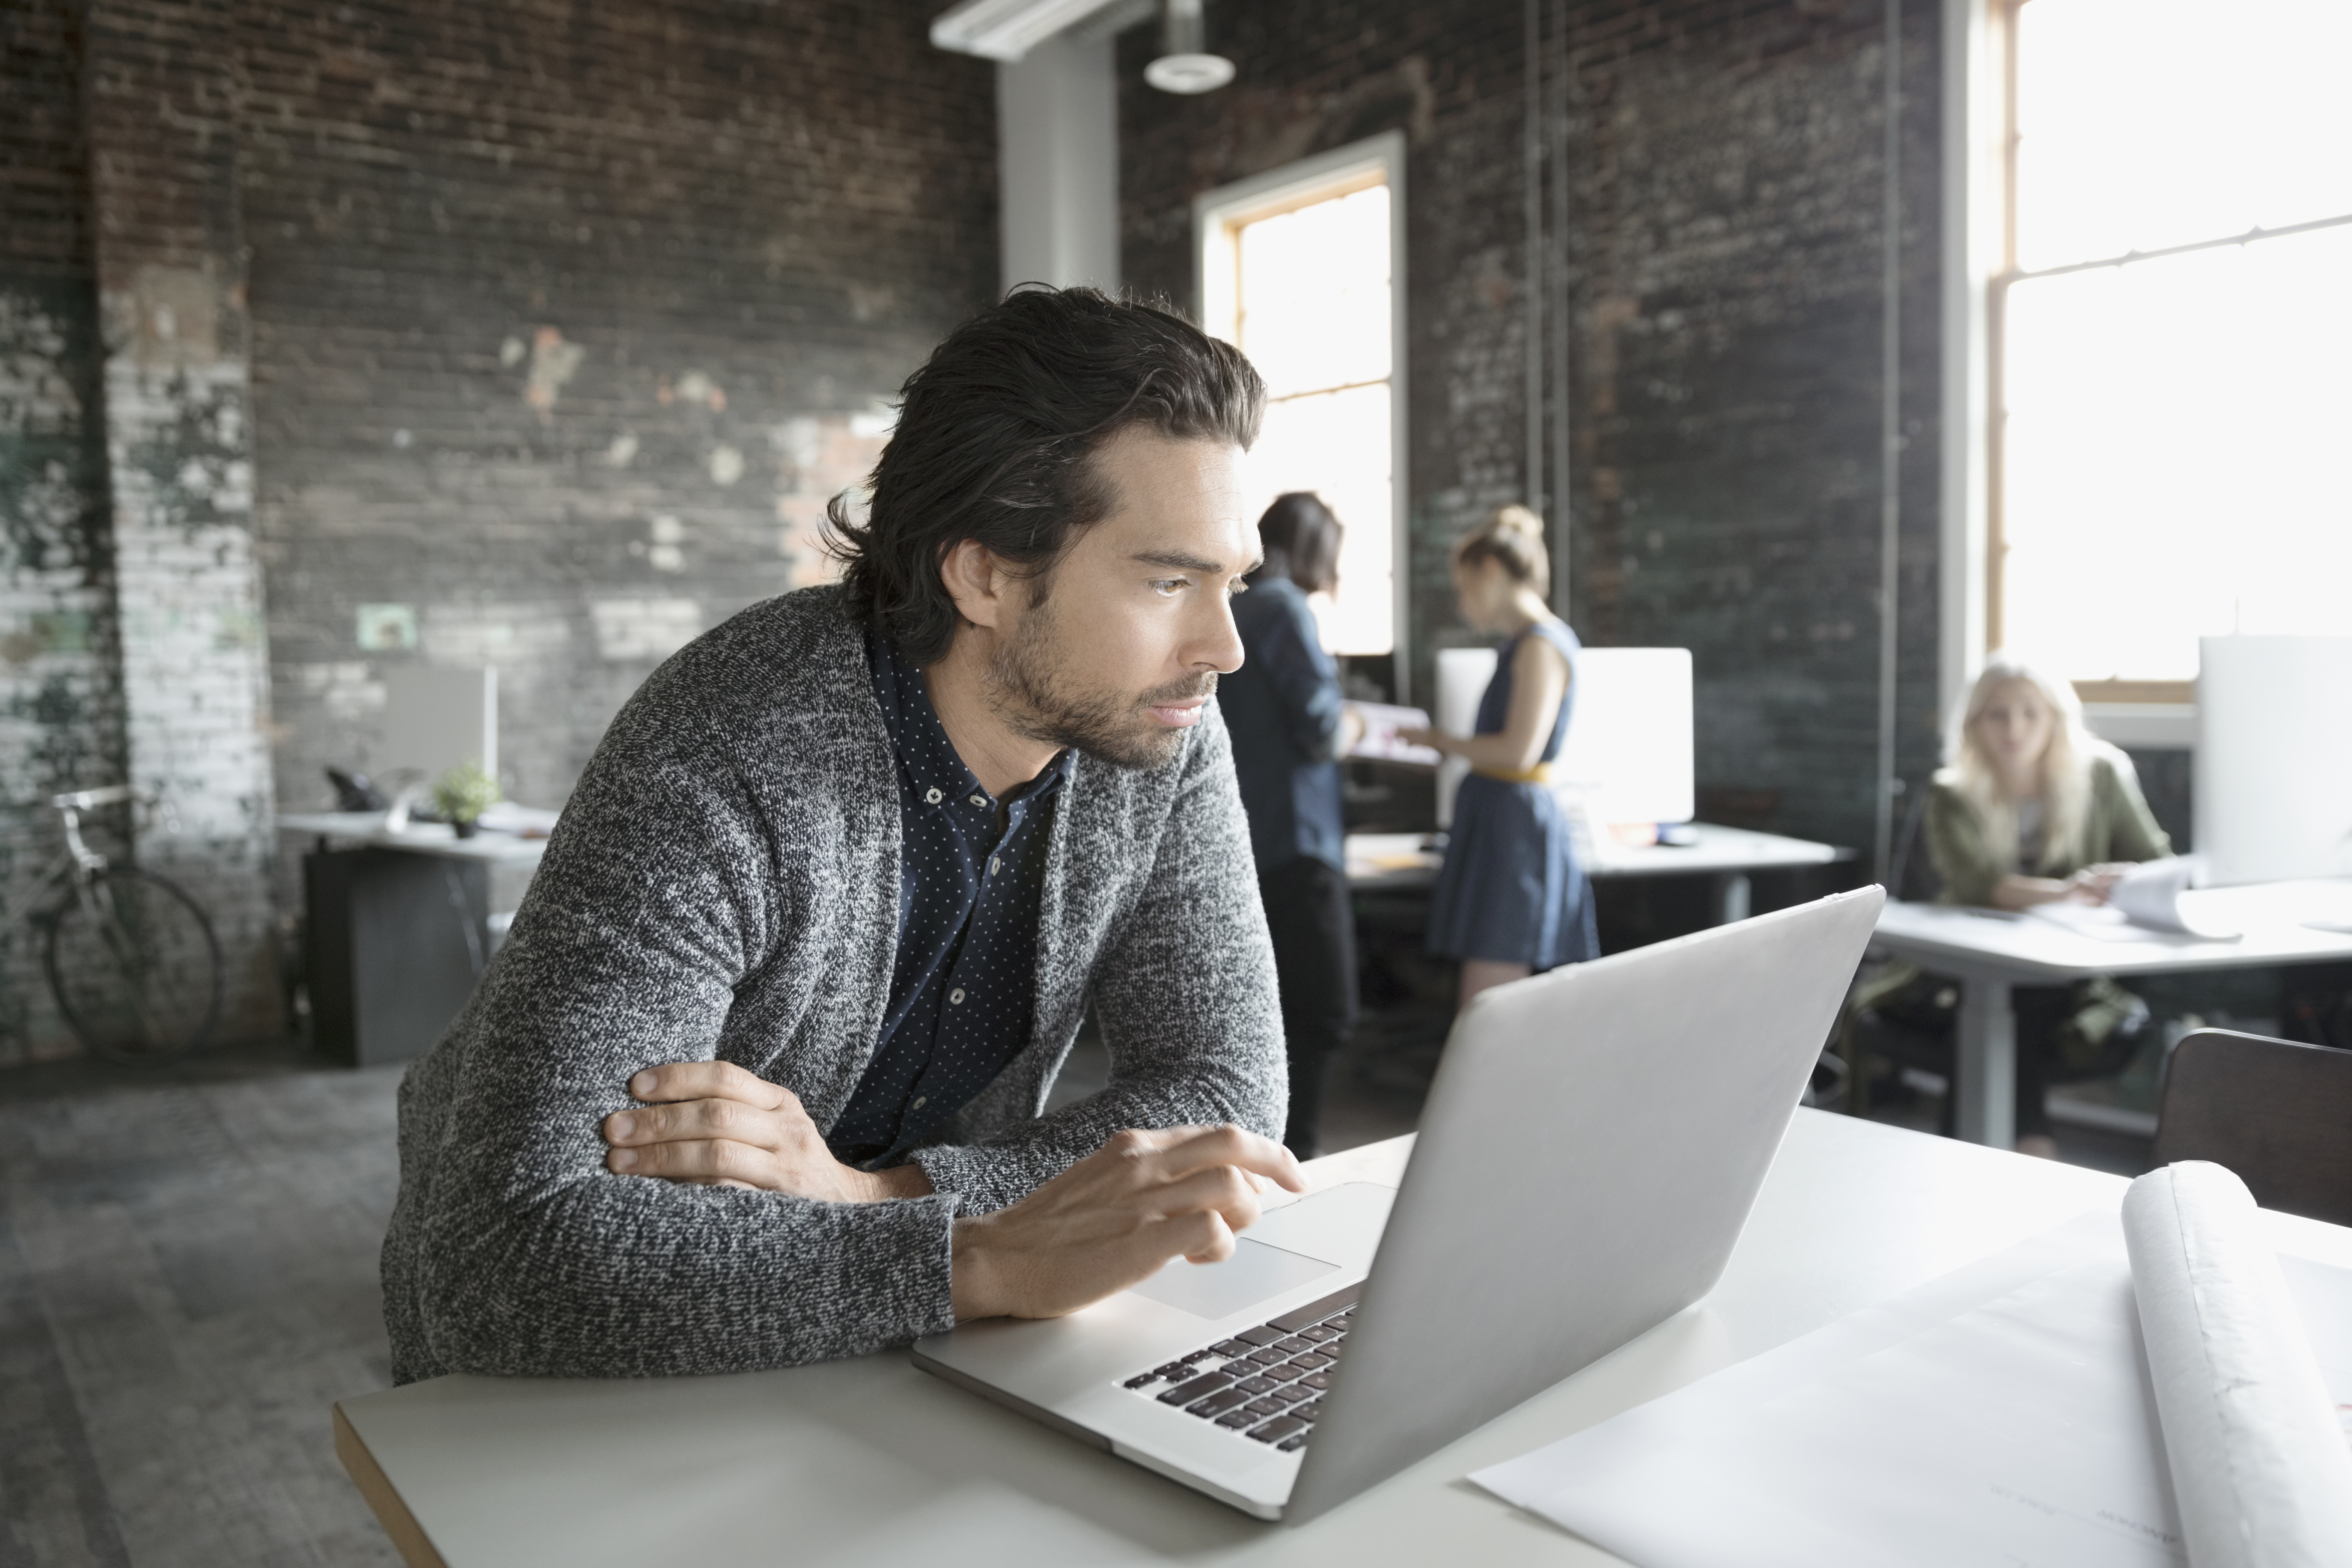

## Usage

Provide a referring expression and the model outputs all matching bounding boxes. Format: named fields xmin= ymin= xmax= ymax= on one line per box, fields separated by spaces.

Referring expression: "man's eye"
xmin=1150 ymin=578 xmax=1188 ymax=596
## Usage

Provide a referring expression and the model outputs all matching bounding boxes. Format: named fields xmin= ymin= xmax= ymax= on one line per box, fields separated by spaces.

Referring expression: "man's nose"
xmin=1191 ymin=595 xmax=1246 ymax=675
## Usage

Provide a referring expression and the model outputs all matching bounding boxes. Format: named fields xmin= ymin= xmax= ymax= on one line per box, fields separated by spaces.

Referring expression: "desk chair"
xmin=1840 ymin=783 xmax=1947 ymax=1118
xmin=2153 ymin=1028 xmax=2352 ymax=1228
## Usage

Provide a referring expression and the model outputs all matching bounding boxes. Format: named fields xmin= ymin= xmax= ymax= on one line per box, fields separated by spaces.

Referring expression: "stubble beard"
xmin=985 ymin=594 xmax=1214 ymax=772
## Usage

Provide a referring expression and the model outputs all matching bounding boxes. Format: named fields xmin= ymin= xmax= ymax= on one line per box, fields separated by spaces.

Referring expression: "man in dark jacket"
xmin=383 ymin=289 xmax=1301 ymax=1383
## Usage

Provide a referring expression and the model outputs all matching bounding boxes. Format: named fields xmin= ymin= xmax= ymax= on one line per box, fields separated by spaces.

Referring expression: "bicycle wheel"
xmin=44 ymin=868 xmax=224 ymax=1065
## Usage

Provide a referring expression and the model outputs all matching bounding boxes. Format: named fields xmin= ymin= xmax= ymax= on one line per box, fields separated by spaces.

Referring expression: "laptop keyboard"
xmin=1116 ymin=1282 xmax=1360 ymax=1454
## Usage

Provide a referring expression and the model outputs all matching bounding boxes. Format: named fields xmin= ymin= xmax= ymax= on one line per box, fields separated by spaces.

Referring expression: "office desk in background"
xmin=1346 ymin=823 xmax=1851 ymax=925
xmin=1872 ymin=880 xmax=2352 ymax=1150
xmin=278 ymin=813 xmax=550 ymax=1067
xmin=327 ymin=1110 xmax=2347 ymax=1568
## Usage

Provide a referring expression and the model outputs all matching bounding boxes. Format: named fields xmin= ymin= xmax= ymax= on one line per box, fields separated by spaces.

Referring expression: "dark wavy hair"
xmin=827 ymin=286 xmax=1266 ymax=664
xmin=1250 ymin=492 xmax=1344 ymax=596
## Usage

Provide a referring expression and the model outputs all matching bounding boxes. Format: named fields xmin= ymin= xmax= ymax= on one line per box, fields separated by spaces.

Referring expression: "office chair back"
xmin=2152 ymin=1028 xmax=2352 ymax=1228
xmin=1883 ymin=779 xmax=1941 ymax=904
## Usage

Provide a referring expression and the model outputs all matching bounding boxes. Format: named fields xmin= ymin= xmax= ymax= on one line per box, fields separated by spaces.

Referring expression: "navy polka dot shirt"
xmin=827 ymin=631 xmax=1074 ymax=1168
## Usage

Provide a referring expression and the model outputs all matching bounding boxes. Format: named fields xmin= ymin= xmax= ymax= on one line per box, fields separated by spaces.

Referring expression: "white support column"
xmin=85 ymin=0 xmax=280 ymax=1039
xmin=997 ymin=32 xmax=1122 ymax=295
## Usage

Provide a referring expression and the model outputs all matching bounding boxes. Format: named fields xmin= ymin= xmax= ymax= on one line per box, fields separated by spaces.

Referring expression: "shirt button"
xmin=969 ymin=793 xmax=986 ymax=808
xmin=989 ymin=856 xmax=1001 ymax=875
xmin=949 ymin=988 xmax=965 ymax=1005
xmin=912 ymin=1095 xmax=927 ymax=1110
xmin=924 ymin=787 xmax=943 ymax=804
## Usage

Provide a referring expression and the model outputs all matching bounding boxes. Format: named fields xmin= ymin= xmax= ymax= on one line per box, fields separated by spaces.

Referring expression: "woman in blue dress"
xmin=1402 ymin=505 xmax=1599 ymax=1010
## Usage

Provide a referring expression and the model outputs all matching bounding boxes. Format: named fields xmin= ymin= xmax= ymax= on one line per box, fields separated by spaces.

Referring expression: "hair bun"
xmin=1456 ymin=503 xmax=1552 ymax=595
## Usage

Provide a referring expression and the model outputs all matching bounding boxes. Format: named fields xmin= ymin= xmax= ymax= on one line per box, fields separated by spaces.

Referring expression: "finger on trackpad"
xmin=1122 ymin=1238 xmax=1338 ymax=1319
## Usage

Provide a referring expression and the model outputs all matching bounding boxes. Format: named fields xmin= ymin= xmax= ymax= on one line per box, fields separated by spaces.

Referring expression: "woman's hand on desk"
xmin=949 ymin=1125 xmax=1305 ymax=1322
xmin=601 ymin=1061 xmax=932 ymax=1202
xmin=2066 ymin=863 xmax=2132 ymax=904
xmin=1991 ymin=864 xmax=2133 ymax=911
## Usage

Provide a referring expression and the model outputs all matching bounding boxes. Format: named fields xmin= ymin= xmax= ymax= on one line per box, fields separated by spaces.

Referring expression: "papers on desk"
xmin=2110 ymin=857 xmax=2239 ymax=939
xmin=1344 ymin=701 xmax=1443 ymax=766
xmin=1474 ymin=1164 xmax=2352 ymax=1568
xmin=2027 ymin=858 xmax=2242 ymax=943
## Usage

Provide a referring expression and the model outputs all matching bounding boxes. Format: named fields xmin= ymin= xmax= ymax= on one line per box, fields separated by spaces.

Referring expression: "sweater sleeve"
xmin=905 ymin=705 xmax=1288 ymax=1212
xmin=1924 ymin=777 xmax=2004 ymax=909
xmin=395 ymin=740 xmax=959 ymax=1381
xmin=2093 ymin=750 xmax=2174 ymax=863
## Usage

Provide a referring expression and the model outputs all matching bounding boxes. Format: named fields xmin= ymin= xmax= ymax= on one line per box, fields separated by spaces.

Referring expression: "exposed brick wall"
xmin=0 ymin=0 xmax=125 ymax=1060
xmin=238 ymin=0 xmax=998 ymax=822
xmin=1562 ymin=0 xmax=1945 ymax=849
xmin=0 ymin=0 xmax=997 ymax=1061
xmin=1120 ymin=0 xmax=1946 ymax=853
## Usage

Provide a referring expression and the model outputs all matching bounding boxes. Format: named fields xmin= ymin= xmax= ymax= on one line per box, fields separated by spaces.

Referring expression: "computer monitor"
xmin=1431 ymin=645 xmax=1694 ymax=831
xmin=377 ymin=665 xmax=498 ymax=788
xmin=2194 ymin=636 xmax=2352 ymax=886
xmin=1555 ymin=648 xmax=1695 ymax=828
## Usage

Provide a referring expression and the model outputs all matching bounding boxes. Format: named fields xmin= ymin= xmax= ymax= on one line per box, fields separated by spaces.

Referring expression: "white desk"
xmin=277 ymin=811 xmax=551 ymax=865
xmin=1346 ymin=823 xmax=1851 ymax=924
xmin=1872 ymin=880 xmax=2352 ymax=1149
xmin=329 ymin=1110 xmax=2347 ymax=1568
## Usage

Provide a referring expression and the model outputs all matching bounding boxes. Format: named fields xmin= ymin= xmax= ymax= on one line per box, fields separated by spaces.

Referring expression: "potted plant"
xmin=431 ymin=761 xmax=501 ymax=839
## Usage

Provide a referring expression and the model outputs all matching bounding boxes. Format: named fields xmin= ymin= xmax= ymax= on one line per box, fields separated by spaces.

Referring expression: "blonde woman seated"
xmin=1919 ymin=654 xmax=2173 ymax=1156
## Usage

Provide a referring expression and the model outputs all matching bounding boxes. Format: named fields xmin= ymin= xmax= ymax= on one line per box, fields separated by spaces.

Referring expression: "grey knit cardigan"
xmin=382 ymin=586 xmax=1284 ymax=1384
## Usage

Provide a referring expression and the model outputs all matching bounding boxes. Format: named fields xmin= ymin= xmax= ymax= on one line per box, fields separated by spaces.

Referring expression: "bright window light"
xmin=1999 ymin=0 xmax=2352 ymax=683
xmin=1205 ymin=176 xmax=1396 ymax=657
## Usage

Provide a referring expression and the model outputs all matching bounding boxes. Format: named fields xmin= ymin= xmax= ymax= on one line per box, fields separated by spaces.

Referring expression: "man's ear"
xmin=939 ymin=539 xmax=1009 ymax=633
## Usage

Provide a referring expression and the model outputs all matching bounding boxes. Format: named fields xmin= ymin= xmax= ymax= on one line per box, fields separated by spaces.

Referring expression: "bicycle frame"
xmin=31 ymin=785 xmax=209 ymax=1059
xmin=30 ymin=785 xmax=171 ymax=933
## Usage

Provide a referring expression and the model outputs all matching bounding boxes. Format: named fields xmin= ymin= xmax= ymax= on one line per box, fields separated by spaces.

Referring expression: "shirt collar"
xmin=867 ymin=630 xmax=1071 ymax=812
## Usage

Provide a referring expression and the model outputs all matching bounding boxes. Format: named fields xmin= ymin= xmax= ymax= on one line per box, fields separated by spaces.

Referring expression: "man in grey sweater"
xmin=383 ymin=288 xmax=1304 ymax=1383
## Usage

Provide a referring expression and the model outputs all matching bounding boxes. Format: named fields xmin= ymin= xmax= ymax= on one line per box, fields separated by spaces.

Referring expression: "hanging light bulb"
xmin=1144 ymin=0 xmax=1234 ymax=94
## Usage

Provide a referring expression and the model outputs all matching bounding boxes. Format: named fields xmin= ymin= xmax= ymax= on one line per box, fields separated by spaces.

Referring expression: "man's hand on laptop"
xmin=947 ymin=1125 xmax=1305 ymax=1323
xmin=602 ymin=1062 xmax=932 ymax=1202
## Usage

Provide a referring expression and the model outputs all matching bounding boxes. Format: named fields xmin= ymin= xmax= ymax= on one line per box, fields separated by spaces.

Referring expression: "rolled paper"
xmin=2122 ymin=1161 xmax=2352 ymax=1568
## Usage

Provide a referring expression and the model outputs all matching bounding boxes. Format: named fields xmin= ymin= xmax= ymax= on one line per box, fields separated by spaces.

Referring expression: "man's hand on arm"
xmin=602 ymin=1062 xmax=933 ymax=1202
xmin=949 ymin=1125 xmax=1306 ymax=1322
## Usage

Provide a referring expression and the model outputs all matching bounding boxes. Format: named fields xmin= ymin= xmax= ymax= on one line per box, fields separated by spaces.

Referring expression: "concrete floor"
xmin=0 ymin=1038 xmax=405 ymax=1567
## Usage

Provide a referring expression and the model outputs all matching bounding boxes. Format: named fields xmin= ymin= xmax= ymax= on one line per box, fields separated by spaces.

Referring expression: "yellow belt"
xmin=1471 ymin=762 xmax=1555 ymax=785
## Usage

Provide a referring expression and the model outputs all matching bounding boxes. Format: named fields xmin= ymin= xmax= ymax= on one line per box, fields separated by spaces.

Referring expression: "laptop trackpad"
xmin=1123 ymin=1239 xmax=1338 ymax=1320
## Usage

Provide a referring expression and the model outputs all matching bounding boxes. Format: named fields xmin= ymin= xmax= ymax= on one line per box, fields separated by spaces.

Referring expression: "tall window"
xmin=1994 ymin=0 xmax=2352 ymax=693
xmin=1197 ymin=135 xmax=1405 ymax=671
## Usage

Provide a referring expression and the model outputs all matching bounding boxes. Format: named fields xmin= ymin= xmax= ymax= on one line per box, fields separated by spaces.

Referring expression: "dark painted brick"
xmin=1121 ymin=0 xmax=1946 ymax=854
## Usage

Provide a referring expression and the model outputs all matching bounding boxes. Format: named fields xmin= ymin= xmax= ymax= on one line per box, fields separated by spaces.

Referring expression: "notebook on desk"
xmin=913 ymin=887 xmax=1886 ymax=1521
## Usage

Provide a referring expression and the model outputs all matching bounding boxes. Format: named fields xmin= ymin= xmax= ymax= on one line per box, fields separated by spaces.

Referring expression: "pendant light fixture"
xmin=1144 ymin=0 xmax=1234 ymax=94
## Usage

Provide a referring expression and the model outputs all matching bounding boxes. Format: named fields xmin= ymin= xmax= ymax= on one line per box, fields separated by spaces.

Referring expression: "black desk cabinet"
xmin=304 ymin=847 xmax=491 ymax=1066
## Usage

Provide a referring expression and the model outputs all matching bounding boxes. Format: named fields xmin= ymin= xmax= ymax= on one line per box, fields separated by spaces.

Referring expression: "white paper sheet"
xmin=2025 ymin=859 xmax=2241 ymax=942
xmin=2028 ymin=901 xmax=2192 ymax=943
xmin=1343 ymin=700 xmax=1441 ymax=765
xmin=2122 ymin=1163 xmax=2352 ymax=1568
xmin=1473 ymin=1211 xmax=2352 ymax=1568
xmin=2110 ymin=859 xmax=2242 ymax=939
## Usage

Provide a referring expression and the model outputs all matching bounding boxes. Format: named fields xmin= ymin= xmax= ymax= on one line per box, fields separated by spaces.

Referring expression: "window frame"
xmin=1962 ymin=0 xmax=2348 ymax=738
xmin=1984 ymin=0 xmax=2202 ymax=711
xmin=1951 ymin=0 xmax=2203 ymax=742
xmin=1194 ymin=131 xmax=1411 ymax=700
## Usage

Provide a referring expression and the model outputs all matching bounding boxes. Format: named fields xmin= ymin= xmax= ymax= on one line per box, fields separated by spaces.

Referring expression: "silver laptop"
xmin=912 ymin=886 xmax=1885 ymax=1522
